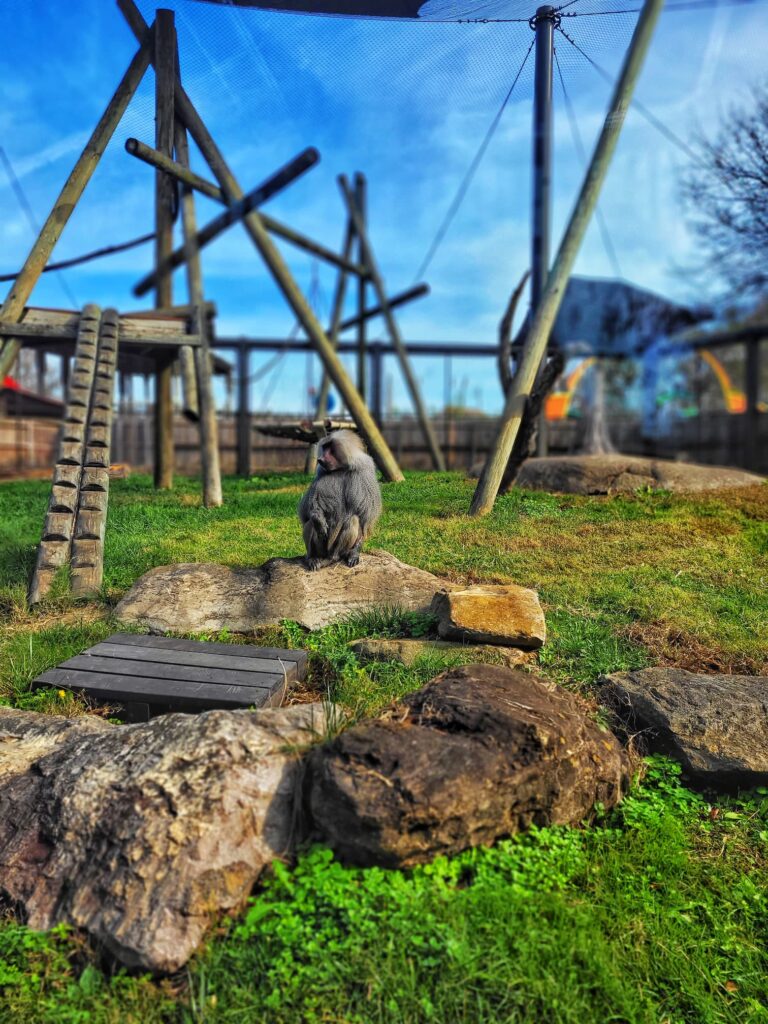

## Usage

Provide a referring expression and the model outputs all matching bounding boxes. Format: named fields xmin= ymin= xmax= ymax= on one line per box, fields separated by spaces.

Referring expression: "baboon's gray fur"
xmin=298 ymin=430 xmax=382 ymax=570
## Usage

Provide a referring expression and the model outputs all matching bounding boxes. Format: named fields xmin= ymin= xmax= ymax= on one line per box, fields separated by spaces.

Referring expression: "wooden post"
xmin=470 ymin=0 xmax=664 ymax=516
xmin=118 ymin=0 xmax=403 ymax=483
xmin=355 ymin=173 xmax=368 ymax=401
xmin=0 ymin=39 xmax=151 ymax=379
xmin=175 ymin=118 xmax=223 ymax=505
xmin=744 ymin=338 xmax=760 ymax=471
xmin=306 ymin=213 xmax=356 ymax=473
xmin=153 ymin=10 xmax=176 ymax=490
xmin=237 ymin=345 xmax=251 ymax=477
xmin=339 ymin=174 xmax=446 ymax=472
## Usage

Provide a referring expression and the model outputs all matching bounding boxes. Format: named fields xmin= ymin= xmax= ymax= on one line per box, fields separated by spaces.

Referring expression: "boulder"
xmin=350 ymin=637 xmax=536 ymax=668
xmin=431 ymin=584 xmax=546 ymax=648
xmin=308 ymin=665 xmax=628 ymax=867
xmin=0 ymin=703 xmax=328 ymax=973
xmin=602 ymin=668 xmax=768 ymax=788
xmin=515 ymin=454 xmax=764 ymax=495
xmin=116 ymin=551 xmax=450 ymax=633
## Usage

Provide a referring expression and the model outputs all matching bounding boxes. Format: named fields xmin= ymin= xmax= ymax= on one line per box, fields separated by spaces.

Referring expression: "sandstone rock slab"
xmin=602 ymin=668 xmax=768 ymax=788
xmin=350 ymin=637 xmax=536 ymax=668
xmin=431 ymin=585 xmax=546 ymax=648
xmin=308 ymin=665 xmax=628 ymax=867
xmin=0 ymin=703 xmax=328 ymax=973
xmin=515 ymin=454 xmax=764 ymax=495
xmin=116 ymin=551 xmax=450 ymax=633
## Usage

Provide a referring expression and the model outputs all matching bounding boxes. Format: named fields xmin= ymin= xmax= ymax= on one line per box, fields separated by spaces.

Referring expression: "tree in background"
xmin=680 ymin=83 xmax=768 ymax=298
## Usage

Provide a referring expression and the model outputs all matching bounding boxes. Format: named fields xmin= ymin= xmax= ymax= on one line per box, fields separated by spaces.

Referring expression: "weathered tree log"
xmin=0 ymin=703 xmax=328 ymax=973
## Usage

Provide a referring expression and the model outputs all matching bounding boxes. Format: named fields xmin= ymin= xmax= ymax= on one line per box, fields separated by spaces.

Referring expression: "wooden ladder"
xmin=28 ymin=306 xmax=120 ymax=605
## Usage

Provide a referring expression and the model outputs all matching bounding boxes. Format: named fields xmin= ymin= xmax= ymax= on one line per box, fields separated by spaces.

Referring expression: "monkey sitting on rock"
xmin=298 ymin=430 xmax=382 ymax=571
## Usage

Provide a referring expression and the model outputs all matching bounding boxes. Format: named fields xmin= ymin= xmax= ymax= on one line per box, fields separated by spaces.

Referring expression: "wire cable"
xmin=412 ymin=35 xmax=535 ymax=281
xmin=556 ymin=24 xmax=701 ymax=163
xmin=554 ymin=46 xmax=623 ymax=277
xmin=0 ymin=232 xmax=156 ymax=284
xmin=0 ymin=145 xmax=79 ymax=308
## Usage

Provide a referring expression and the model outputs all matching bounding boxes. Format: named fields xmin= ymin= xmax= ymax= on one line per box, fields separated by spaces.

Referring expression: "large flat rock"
xmin=0 ymin=703 xmax=328 ymax=973
xmin=515 ymin=454 xmax=764 ymax=495
xmin=601 ymin=668 xmax=768 ymax=787
xmin=308 ymin=664 xmax=629 ymax=867
xmin=116 ymin=551 xmax=450 ymax=633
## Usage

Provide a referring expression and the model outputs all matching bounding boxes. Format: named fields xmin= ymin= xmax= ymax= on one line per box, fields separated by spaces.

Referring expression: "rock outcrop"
xmin=431 ymin=585 xmax=546 ymax=648
xmin=116 ymin=551 xmax=450 ymax=633
xmin=308 ymin=664 xmax=628 ymax=867
xmin=515 ymin=454 xmax=764 ymax=495
xmin=0 ymin=703 xmax=328 ymax=973
xmin=602 ymin=668 xmax=768 ymax=788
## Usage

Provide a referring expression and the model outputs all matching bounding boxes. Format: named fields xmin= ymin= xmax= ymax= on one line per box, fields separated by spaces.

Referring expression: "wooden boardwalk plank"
xmin=102 ymin=633 xmax=308 ymax=675
xmin=36 ymin=668 xmax=283 ymax=710
xmin=87 ymin=642 xmax=299 ymax=679
xmin=59 ymin=654 xmax=287 ymax=689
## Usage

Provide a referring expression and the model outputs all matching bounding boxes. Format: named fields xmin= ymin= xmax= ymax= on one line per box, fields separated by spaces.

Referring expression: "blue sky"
xmin=0 ymin=0 xmax=766 ymax=414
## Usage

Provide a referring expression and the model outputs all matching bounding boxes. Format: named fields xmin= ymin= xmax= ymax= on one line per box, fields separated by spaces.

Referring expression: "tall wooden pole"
xmin=339 ymin=175 xmax=446 ymax=472
xmin=153 ymin=10 xmax=176 ymax=490
xmin=118 ymin=0 xmax=403 ymax=483
xmin=470 ymin=0 xmax=664 ymax=516
xmin=0 ymin=39 xmax=151 ymax=378
xmin=174 ymin=118 xmax=223 ymax=505
xmin=532 ymin=5 xmax=557 ymax=458
xmin=306 ymin=212 xmax=356 ymax=472
xmin=355 ymin=172 xmax=368 ymax=402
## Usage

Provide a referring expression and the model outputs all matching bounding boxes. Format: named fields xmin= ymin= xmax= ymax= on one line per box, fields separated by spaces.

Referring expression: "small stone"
xmin=431 ymin=584 xmax=546 ymax=648
xmin=350 ymin=637 xmax=536 ymax=668
xmin=601 ymin=668 xmax=768 ymax=788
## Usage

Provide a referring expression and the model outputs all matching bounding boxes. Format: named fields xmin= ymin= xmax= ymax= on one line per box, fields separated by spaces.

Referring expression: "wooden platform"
xmin=34 ymin=633 xmax=309 ymax=720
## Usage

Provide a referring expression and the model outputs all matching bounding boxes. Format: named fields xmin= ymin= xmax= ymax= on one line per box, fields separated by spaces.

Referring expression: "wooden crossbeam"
xmin=125 ymin=138 xmax=367 ymax=279
xmin=132 ymin=148 xmax=321 ymax=297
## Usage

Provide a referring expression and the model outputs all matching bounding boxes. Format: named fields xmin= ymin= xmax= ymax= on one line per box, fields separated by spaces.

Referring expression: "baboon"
xmin=298 ymin=430 xmax=382 ymax=571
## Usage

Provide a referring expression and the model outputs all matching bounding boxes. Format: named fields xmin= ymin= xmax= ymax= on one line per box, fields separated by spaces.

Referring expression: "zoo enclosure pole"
xmin=153 ymin=9 xmax=176 ymax=491
xmin=532 ymin=4 xmax=557 ymax=457
xmin=470 ymin=0 xmax=664 ymax=516
xmin=531 ymin=4 xmax=555 ymax=316
xmin=355 ymin=172 xmax=368 ymax=401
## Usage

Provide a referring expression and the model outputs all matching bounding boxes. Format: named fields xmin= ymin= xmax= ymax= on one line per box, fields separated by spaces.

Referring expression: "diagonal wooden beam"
xmin=470 ymin=0 xmax=664 ymax=515
xmin=0 ymin=36 xmax=152 ymax=379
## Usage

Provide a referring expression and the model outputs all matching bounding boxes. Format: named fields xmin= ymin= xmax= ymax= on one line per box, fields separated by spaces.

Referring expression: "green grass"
xmin=0 ymin=471 xmax=767 ymax=1021
xmin=1 ymin=759 xmax=767 ymax=1023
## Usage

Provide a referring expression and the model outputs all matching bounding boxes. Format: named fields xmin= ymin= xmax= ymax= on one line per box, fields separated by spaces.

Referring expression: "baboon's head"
xmin=317 ymin=430 xmax=365 ymax=473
